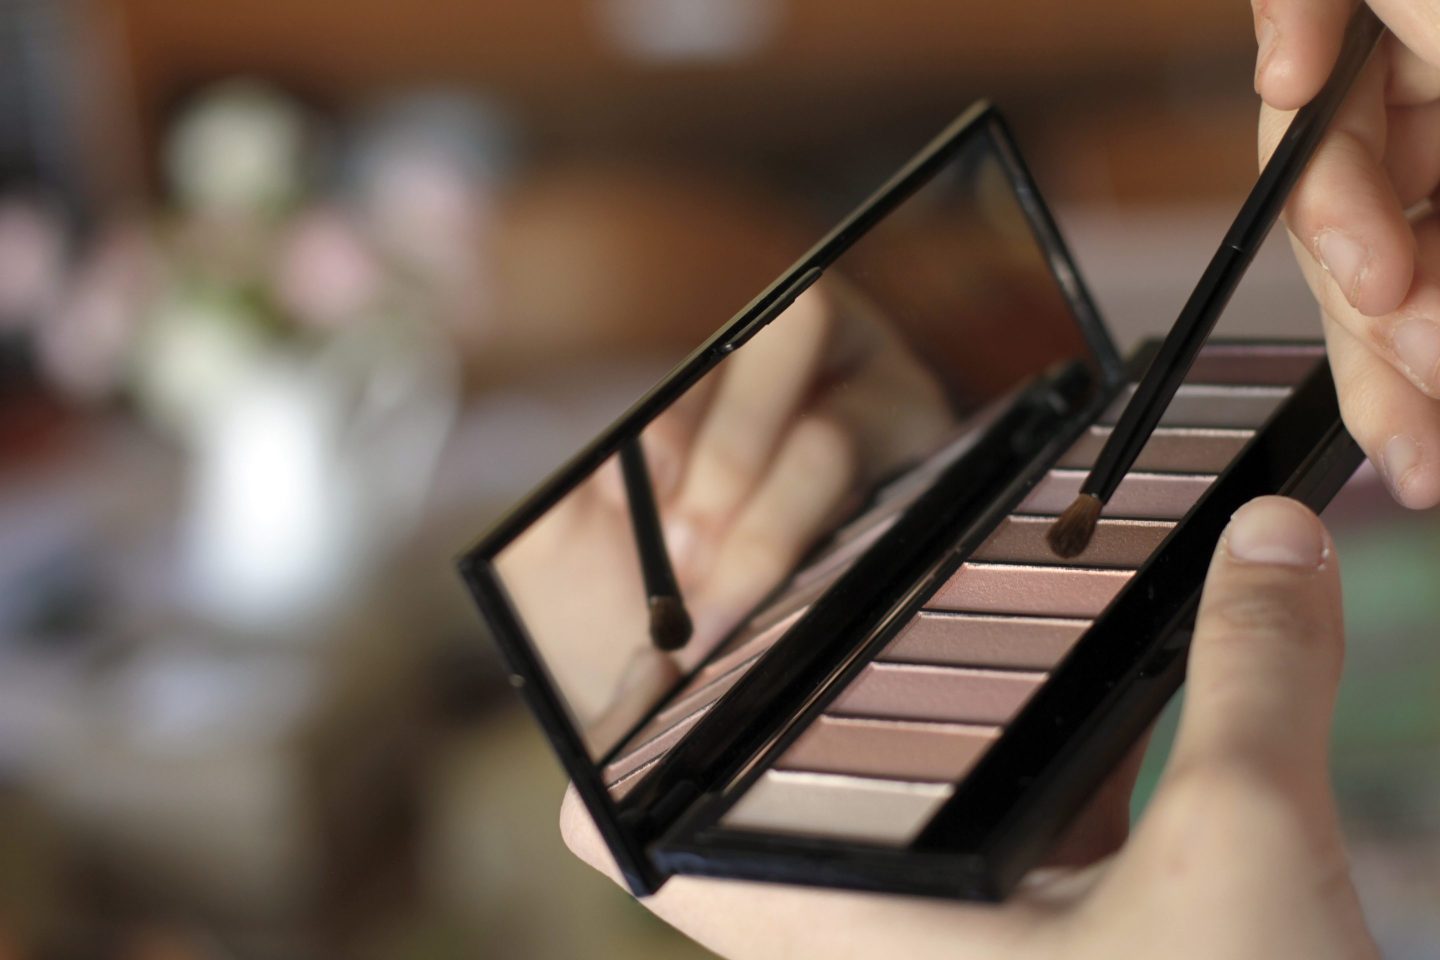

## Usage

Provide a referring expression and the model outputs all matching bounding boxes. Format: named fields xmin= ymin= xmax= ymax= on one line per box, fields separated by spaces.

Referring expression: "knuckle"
xmin=1202 ymin=588 xmax=1329 ymax=644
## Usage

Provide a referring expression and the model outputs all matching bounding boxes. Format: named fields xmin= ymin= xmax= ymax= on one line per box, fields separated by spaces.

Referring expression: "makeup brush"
xmin=1047 ymin=4 xmax=1385 ymax=559
xmin=619 ymin=437 xmax=693 ymax=651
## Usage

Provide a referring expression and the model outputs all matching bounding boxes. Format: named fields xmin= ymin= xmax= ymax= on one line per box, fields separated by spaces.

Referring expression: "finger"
xmin=1163 ymin=497 xmax=1342 ymax=792
xmin=1262 ymin=53 xmax=1415 ymax=317
xmin=1252 ymin=0 xmax=1353 ymax=109
xmin=1384 ymin=33 xmax=1440 ymax=105
xmin=685 ymin=415 xmax=855 ymax=655
xmin=1381 ymin=101 xmax=1440 ymax=205
xmin=1323 ymin=307 xmax=1440 ymax=507
xmin=1283 ymin=207 xmax=1440 ymax=402
xmin=670 ymin=287 xmax=832 ymax=549
xmin=1367 ymin=0 xmax=1440 ymax=78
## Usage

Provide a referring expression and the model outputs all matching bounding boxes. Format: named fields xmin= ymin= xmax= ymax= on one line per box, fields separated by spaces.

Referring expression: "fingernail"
xmin=1381 ymin=434 xmax=1423 ymax=502
xmin=1255 ymin=16 xmax=1279 ymax=89
xmin=1225 ymin=497 xmax=1325 ymax=568
xmin=1391 ymin=317 xmax=1440 ymax=393
xmin=1315 ymin=229 xmax=1369 ymax=306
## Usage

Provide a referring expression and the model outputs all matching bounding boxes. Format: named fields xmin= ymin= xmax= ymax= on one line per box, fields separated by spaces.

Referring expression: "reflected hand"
xmin=561 ymin=498 xmax=1378 ymax=959
xmin=499 ymin=282 xmax=951 ymax=743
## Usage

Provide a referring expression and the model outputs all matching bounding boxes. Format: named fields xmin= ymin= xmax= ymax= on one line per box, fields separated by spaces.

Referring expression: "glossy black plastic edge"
xmin=454 ymin=102 xmax=1118 ymax=897
xmin=655 ymin=352 xmax=1361 ymax=901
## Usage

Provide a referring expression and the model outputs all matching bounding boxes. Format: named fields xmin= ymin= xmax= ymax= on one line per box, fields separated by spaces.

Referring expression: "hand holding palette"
xmin=459 ymin=103 xmax=1363 ymax=900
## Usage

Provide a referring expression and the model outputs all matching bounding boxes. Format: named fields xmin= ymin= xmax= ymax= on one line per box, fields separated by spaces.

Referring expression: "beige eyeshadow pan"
xmin=721 ymin=770 xmax=953 ymax=845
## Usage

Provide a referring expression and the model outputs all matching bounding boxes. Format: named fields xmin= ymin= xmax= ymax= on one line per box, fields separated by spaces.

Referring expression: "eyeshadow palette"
xmin=460 ymin=103 xmax=1363 ymax=901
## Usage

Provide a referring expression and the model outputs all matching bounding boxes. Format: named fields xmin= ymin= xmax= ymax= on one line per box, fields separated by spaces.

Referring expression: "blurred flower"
xmin=129 ymin=291 xmax=271 ymax=440
xmin=35 ymin=222 xmax=156 ymax=403
xmin=273 ymin=206 xmax=380 ymax=331
xmin=595 ymin=0 xmax=781 ymax=62
xmin=0 ymin=193 xmax=65 ymax=331
xmin=349 ymin=93 xmax=510 ymax=336
xmin=163 ymin=79 xmax=311 ymax=219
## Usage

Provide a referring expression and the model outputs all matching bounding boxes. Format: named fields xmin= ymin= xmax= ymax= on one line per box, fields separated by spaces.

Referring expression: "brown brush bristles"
xmin=649 ymin=595 xmax=694 ymax=651
xmin=1046 ymin=494 xmax=1103 ymax=559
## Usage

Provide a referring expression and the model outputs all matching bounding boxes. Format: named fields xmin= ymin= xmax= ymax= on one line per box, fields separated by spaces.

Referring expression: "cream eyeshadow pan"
xmin=599 ymin=344 xmax=1324 ymax=847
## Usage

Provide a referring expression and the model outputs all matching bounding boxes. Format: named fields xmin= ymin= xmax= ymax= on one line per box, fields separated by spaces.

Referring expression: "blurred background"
xmin=0 ymin=0 xmax=1435 ymax=957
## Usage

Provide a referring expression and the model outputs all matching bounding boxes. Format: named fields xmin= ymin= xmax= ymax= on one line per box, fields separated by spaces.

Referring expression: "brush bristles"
xmin=649 ymin=595 xmax=693 ymax=651
xmin=1047 ymin=494 xmax=1103 ymax=559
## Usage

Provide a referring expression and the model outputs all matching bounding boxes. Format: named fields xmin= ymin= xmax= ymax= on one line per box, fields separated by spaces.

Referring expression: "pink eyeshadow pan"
xmin=1056 ymin=427 xmax=1252 ymax=473
xmin=880 ymin=612 xmax=1088 ymax=670
xmin=776 ymin=716 xmax=1000 ymax=782
xmin=928 ymin=563 xmax=1132 ymax=618
xmin=1018 ymin=469 xmax=1211 ymax=520
xmin=832 ymin=662 xmax=1045 ymax=725
xmin=972 ymin=516 xmax=1173 ymax=567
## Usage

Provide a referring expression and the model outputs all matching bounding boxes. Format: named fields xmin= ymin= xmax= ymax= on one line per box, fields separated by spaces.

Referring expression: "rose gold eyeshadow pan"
xmin=461 ymin=107 xmax=1364 ymax=902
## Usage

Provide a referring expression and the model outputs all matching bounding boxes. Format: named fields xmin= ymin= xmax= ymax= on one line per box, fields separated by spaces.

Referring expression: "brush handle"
xmin=1083 ymin=4 xmax=1384 ymax=503
xmin=619 ymin=437 xmax=683 ymax=604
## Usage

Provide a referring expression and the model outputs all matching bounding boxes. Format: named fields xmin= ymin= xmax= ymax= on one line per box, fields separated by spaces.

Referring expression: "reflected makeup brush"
xmin=619 ymin=437 xmax=694 ymax=651
xmin=1047 ymin=4 xmax=1385 ymax=559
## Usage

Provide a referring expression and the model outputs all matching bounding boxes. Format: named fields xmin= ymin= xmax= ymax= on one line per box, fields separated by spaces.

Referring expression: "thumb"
xmin=1163 ymin=496 xmax=1344 ymax=791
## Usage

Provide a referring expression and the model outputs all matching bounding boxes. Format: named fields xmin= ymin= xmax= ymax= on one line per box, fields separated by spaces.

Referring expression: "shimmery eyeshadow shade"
xmin=637 ymin=657 xmax=757 ymax=738
xmin=1055 ymin=427 xmax=1252 ymax=473
xmin=831 ymin=662 xmax=1045 ymax=724
xmin=722 ymin=770 xmax=953 ymax=845
xmin=880 ymin=613 xmax=1088 ymax=670
xmin=971 ymin=517 xmax=1173 ymax=567
xmin=928 ymin=563 xmax=1132 ymax=617
xmin=604 ymin=705 xmax=713 ymax=785
xmin=776 ymin=716 xmax=1000 ymax=782
xmin=1018 ymin=470 xmax=1211 ymax=519
xmin=1100 ymin=384 xmax=1288 ymax=428
xmin=701 ymin=609 xmax=804 ymax=680
xmin=791 ymin=514 xmax=899 ymax=590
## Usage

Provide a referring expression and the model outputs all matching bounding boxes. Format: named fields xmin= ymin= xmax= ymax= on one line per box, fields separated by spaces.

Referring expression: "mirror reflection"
xmin=494 ymin=131 xmax=1096 ymax=761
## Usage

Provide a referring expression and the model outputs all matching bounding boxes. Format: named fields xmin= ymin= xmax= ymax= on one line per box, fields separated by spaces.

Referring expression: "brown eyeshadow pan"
xmin=1100 ymin=383 xmax=1288 ymax=428
xmin=971 ymin=516 xmax=1174 ymax=567
xmin=1055 ymin=427 xmax=1252 ymax=473
xmin=1184 ymin=343 xmax=1325 ymax=385
xmin=1018 ymin=470 xmax=1212 ymax=520
xmin=776 ymin=715 xmax=1000 ymax=782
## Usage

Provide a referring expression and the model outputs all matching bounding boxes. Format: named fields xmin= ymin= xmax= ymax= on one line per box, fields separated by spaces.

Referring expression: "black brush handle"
xmin=619 ymin=437 xmax=683 ymax=605
xmin=1083 ymin=4 xmax=1384 ymax=503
